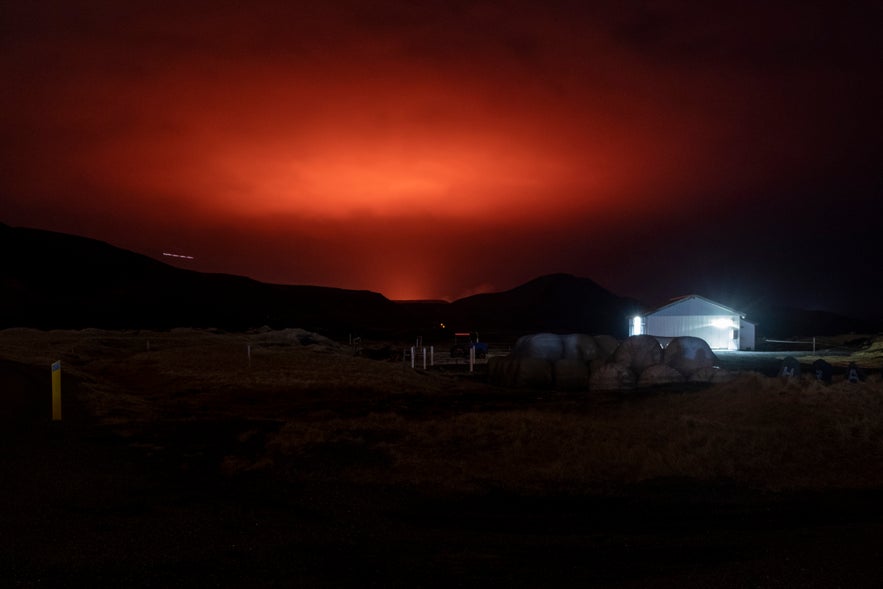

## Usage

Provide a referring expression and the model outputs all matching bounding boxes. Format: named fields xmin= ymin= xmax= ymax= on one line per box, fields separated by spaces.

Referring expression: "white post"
xmin=469 ymin=346 xmax=475 ymax=373
xmin=422 ymin=347 xmax=427 ymax=370
xmin=411 ymin=346 xmax=415 ymax=368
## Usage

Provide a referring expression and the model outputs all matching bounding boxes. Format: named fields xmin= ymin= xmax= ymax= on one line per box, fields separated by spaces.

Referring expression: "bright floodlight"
xmin=632 ymin=316 xmax=643 ymax=335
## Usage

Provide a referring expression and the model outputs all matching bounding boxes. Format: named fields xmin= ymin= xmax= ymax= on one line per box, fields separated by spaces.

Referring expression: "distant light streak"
xmin=162 ymin=252 xmax=195 ymax=260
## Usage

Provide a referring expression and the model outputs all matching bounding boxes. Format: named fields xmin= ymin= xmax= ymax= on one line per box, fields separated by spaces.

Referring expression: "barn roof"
xmin=647 ymin=294 xmax=745 ymax=317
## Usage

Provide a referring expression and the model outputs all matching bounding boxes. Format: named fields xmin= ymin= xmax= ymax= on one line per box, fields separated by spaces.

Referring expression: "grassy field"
xmin=4 ymin=327 xmax=883 ymax=586
xmin=3 ymin=327 xmax=882 ymax=496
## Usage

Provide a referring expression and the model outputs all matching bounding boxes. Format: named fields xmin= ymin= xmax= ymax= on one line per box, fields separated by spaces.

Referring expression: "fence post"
xmin=411 ymin=346 xmax=415 ymax=369
xmin=469 ymin=346 xmax=475 ymax=373
xmin=430 ymin=346 xmax=434 ymax=366
xmin=51 ymin=361 xmax=62 ymax=421
xmin=422 ymin=347 xmax=427 ymax=370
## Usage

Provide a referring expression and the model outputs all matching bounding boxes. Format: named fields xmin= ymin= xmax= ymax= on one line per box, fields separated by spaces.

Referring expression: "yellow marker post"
xmin=51 ymin=360 xmax=62 ymax=421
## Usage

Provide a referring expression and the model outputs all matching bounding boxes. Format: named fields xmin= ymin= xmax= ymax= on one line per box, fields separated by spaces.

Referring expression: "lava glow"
xmin=1 ymin=2 xmax=880 ymax=310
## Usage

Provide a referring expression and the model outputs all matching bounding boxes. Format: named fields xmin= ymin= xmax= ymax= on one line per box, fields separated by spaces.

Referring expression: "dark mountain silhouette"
xmin=0 ymin=224 xmax=642 ymax=337
xmin=0 ymin=223 xmax=394 ymax=332
xmin=452 ymin=273 xmax=641 ymax=336
xmin=2 ymin=223 xmax=876 ymax=339
xmin=394 ymin=274 xmax=642 ymax=338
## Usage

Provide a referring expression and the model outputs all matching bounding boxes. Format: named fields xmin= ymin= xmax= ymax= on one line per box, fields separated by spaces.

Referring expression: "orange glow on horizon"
xmin=20 ymin=47 xmax=719 ymax=227
xmin=4 ymin=2 xmax=875 ymax=311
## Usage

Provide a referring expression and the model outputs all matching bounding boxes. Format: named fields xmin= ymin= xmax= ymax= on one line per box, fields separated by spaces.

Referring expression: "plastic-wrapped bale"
xmin=488 ymin=356 xmax=553 ymax=388
xmin=488 ymin=356 xmax=515 ymax=387
xmin=663 ymin=336 xmax=717 ymax=377
xmin=688 ymin=366 xmax=735 ymax=383
xmin=638 ymin=364 xmax=686 ymax=387
xmin=511 ymin=333 xmax=564 ymax=360
xmin=846 ymin=362 xmax=866 ymax=383
xmin=589 ymin=363 xmax=636 ymax=391
xmin=812 ymin=359 xmax=833 ymax=383
xmin=553 ymin=359 xmax=590 ymax=390
xmin=612 ymin=335 xmax=662 ymax=374
xmin=778 ymin=356 xmax=801 ymax=378
xmin=561 ymin=333 xmax=600 ymax=361
xmin=514 ymin=358 xmax=553 ymax=388
xmin=593 ymin=335 xmax=620 ymax=361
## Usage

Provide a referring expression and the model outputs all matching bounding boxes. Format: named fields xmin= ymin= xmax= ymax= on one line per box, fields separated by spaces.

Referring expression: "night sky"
xmin=2 ymin=2 xmax=881 ymax=317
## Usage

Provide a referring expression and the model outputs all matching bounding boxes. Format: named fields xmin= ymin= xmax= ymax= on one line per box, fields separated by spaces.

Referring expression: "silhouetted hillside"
xmin=393 ymin=275 xmax=640 ymax=338
xmin=0 ymin=225 xmax=644 ymax=336
xmin=4 ymin=224 xmax=875 ymax=338
xmin=0 ymin=223 xmax=395 ymax=331
xmin=448 ymin=273 xmax=641 ymax=337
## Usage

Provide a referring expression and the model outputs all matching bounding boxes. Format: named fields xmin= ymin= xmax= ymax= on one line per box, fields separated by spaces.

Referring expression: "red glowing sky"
xmin=2 ymin=2 xmax=881 ymax=314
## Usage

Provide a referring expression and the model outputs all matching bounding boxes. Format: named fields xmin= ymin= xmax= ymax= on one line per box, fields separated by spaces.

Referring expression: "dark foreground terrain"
xmin=3 ymin=330 xmax=883 ymax=587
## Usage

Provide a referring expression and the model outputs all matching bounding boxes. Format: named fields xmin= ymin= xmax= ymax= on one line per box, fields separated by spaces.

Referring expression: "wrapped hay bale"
xmin=589 ymin=357 xmax=608 ymax=375
xmin=511 ymin=333 xmax=564 ymax=361
xmin=514 ymin=358 xmax=553 ymax=388
xmin=638 ymin=363 xmax=686 ymax=387
xmin=561 ymin=334 xmax=600 ymax=361
xmin=812 ymin=359 xmax=833 ymax=383
xmin=488 ymin=356 xmax=514 ymax=387
xmin=593 ymin=335 xmax=620 ymax=361
xmin=488 ymin=356 xmax=553 ymax=388
xmin=553 ymin=359 xmax=590 ymax=390
xmin=612 ymin=335 xmax=662 ymax=374
xmin=590 ymin=363 xmax=636 ymax=391
xmin=778 ymin=356 xmax=801 ymax=378
xmin=688 ymin=366 xmax=735 ymax=383
xmin=663 ymin=336 xmax=717 ymax=377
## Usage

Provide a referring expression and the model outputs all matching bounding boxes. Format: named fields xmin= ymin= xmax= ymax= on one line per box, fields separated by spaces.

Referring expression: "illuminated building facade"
xmin=629 ymin=295 xmax=756 ymax=351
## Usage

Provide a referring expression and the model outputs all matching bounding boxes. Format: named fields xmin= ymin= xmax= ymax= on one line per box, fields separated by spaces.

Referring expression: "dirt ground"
xmin=3 ymin=331 xmax=883 ymax=587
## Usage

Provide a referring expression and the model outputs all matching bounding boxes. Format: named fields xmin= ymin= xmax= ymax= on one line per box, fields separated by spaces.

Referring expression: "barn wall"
xmin=646 ymin=314 xmax=740 ymax=350
xmin=740 ymin=320 xmax=756 ymax=350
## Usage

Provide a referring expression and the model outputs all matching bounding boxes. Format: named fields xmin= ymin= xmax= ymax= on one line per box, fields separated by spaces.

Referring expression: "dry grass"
xmin=807 ymin=334 xmax=883 ymax=369
xmin=261 ymin=372 xmax=883 ymax=494
xmin=3 ymin=328 xmax=883 ymax=496
xmin=0 ymin=327 xmax=449 ymax=423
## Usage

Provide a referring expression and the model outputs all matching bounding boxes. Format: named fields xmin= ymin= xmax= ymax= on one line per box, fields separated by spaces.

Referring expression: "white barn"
xmin=629 ymin=295 xmax=756 ymax=351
